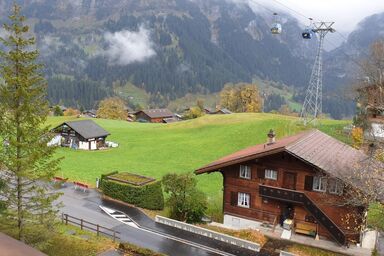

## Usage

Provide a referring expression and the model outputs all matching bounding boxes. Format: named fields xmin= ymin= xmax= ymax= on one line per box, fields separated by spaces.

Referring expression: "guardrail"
xmin=155 ymin=215 xmax=261 ymax=252
xmin=61 ymin=213 xmax=120 ymax=241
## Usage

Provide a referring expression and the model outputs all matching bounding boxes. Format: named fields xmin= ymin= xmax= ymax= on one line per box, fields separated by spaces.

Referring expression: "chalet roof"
xmin=195 ymin=130 xmax=367 ymax=180
xmin=83 ymin=109 xmax=97 ymax=115
xmin=0 ymin=232 xmax=46 ymax=256
xmin=218 ymin=108 xmax=232 ymax=114
xmin=162 ymin=117 xmax=179 ymax=123
xmin=55 ymin=120 xmax=110 ymax=139
xmin=136 ymin=109 xmax=174 ymax=119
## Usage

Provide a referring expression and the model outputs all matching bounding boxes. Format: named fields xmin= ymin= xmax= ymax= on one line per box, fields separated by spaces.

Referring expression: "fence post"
xmin=80 ymin=219 xmax=83 ymax=230
xmin=65 ymin=214 xmax=68 ymax=225
xmin=61 ymin=213 xmax=64 ymax=224
xmin=96 ymin=224 xmax=99 ymax=236
xmin=113 ymin=231 xmax=116 ymax=242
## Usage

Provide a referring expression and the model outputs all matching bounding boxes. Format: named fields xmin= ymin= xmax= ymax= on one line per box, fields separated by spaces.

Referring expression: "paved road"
xmin=57 ymin=184 xmax=262 ymax=256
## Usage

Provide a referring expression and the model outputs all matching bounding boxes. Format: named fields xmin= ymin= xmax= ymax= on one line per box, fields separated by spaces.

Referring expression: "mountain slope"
xmin=0 ymin=0 xmax=316 ymax=108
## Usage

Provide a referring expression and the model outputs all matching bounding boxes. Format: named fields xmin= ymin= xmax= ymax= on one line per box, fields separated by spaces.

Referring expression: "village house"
xmin=204 ymin=107 xmax=232 ymax=115
xmin=134 ymin=109 xmax=174 ymax=123
xmin=357 ymin=83 xmax=384 ymax=141
xmin=51 ymin=120 xmax=110 ymax=150
xmin=82 ymin=109 xmax=97 ymax=118
xmin=195 ymin=129 xmax=371 ymax=246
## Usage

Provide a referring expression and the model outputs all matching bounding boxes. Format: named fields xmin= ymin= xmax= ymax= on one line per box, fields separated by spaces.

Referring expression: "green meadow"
xmin=48 ymin=114 xmax=350 ymax=211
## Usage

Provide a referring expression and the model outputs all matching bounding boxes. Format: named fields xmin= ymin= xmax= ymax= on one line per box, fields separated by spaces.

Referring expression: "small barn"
xmin=52 ymin=120 xmax=110 ymax=150
xmin=82 ymin=109 xmax=97 ymax=118
xmin=134 ymin=109 xmax=174 ymax=123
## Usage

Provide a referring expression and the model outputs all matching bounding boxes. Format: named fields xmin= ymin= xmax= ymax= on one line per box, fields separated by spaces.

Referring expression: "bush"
xmin=100 ymin=173 xmax=164 ymax=210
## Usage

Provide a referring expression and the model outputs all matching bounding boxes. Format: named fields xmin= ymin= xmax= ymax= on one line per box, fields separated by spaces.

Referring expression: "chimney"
xmin=267 ymin=129 xmax=276 ymax=145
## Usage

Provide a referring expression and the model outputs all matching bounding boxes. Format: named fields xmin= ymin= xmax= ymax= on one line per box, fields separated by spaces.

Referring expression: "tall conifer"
xmin=0 ymin=4 xmax=60 ymax=244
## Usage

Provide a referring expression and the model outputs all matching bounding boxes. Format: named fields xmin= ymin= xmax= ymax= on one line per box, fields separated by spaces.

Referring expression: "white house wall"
xmin=90 ymin=140 xmax=97 ymax=150
xmin=79 ymin=141 xmax=89 ymax=150
xmin=223 ymin=214 xmax=264 ymax=230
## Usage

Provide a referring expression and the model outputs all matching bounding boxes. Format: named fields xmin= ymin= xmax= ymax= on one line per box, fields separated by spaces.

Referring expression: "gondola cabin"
xmin=271 ymin=23 xmax=282 ymax=34
xmin=302 ymin=29 xmax=313 ymax=39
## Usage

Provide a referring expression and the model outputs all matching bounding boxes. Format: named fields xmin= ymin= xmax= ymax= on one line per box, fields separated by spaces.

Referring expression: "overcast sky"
xmin=248 ymin=0 xmax=384 ymax=33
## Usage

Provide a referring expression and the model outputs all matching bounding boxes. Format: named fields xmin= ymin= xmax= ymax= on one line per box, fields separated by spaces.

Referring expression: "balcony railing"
xmin=259 ymin=184 xmax=347 ymax=245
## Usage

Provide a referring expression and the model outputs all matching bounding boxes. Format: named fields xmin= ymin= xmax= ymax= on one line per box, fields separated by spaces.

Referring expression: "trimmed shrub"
xmin=100 ymin=173 xmax=164 ymax=210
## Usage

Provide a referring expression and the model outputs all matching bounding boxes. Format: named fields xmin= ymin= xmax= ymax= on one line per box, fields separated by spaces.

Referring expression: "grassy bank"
xmin=49 ymin=113 xmax=349 ymax=214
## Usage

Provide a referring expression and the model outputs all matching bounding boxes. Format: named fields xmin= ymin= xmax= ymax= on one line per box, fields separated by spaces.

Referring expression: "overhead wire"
xmin=250 ymin=0 xmax=369 ymax=70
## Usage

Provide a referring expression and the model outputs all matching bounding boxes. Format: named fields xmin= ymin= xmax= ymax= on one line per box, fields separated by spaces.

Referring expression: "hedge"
xmin=100 ymin=174 xmax=164 ymax=210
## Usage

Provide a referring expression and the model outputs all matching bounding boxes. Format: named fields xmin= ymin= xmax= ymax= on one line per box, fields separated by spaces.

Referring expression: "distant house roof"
xmin=83 ymin=109 xmax=97 ymax=116
xmin=0 ymin=232 xmax=46 ymax=256
xmin=162 ymin=117 xmax=179 ymax=123
xmin=195 ymin=130 xmax=367 ymax=180
xmin=136 ymin=109 xmax=174 ymax=119
xmin=217 ymin=108 xmax=232 ymax=114
xmin=54 ymin=120 xmax=110 ymax=139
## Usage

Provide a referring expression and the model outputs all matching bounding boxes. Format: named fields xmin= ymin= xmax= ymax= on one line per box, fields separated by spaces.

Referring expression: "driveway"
xmin=57 ymin=184 xmax=263 ymax=256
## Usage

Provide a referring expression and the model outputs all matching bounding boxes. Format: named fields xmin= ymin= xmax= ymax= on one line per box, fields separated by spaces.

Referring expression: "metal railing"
xmin=259 ymin=185 xmax=347 ymax=245
xmin=61 ymin=213 xmax=120 ymax=242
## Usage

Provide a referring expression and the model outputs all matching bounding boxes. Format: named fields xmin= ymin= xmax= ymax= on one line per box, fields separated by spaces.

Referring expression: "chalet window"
xmin=237 ymin=192 xmax=250 ymax=208
xmin=313 ymin=176 xmax=327 ymax=192
xmin=328 ymin=178 xmax=343 ymax=195
xmin=265 ymin=169 xmax=278 ymax=180
xmin=239 ymin=165 xmax=251 ymax=179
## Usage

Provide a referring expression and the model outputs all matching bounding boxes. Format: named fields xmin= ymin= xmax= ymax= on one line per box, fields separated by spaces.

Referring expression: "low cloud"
xmin=104 ymin=26 xmax=156 ymax=66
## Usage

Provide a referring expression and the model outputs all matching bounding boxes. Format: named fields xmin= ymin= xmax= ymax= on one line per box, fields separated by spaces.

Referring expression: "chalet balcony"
xmin=259 ymin=184 xmax=304 ymax=203
xmin=259 ymin=184 xmax=347 ymax=245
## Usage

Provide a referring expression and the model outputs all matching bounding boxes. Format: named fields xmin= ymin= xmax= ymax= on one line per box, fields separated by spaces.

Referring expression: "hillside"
xmin=49 ymin=114 xmax=350 ymax=211
xmin=0 ymin=0 xmax=315 ymax=109
xmin=1 ymin=1 xmax=381 ymax=118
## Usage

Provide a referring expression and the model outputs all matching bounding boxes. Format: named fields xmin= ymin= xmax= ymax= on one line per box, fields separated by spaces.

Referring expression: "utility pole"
xmin=300 ymin=22 xmax=335 ymax=125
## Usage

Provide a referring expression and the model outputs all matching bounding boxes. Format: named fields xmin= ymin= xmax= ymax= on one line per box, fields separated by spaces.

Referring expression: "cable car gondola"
xmin=271 ymin=13 xmax=282 ymax=35
xmin=302 ymin=18 xmax=314 ymax=39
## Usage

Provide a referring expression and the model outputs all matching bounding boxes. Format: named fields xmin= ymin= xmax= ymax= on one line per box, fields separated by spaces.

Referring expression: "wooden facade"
xmin=220 ymin=153 xmax=362 ymax=244
xmin=196 ymin=130 xmax=367 ymax=246
xmin=134 ymin=109 xmax=174 ymax=123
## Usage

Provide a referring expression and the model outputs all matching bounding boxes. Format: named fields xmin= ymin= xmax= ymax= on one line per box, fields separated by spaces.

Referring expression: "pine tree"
xmin=0 ymin=4 xmax=61 ymax=245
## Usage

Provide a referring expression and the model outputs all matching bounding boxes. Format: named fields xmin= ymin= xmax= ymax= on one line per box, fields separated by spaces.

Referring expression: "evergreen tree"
xmin=0 ymin=4 xmax=61 ymax=245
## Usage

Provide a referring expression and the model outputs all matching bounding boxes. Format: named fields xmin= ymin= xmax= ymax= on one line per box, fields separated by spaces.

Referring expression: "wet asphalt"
xmin=57 ymin=184 xmax=265 ymax=256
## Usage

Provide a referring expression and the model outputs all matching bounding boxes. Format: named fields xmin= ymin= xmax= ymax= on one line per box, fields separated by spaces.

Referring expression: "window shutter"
xmin=304 ymin=176 xmax=313 ymax=191
xmin=257 ymin=168 xmax=265 ymax=179
xmin=230 ymin=192 xmax=237 ymax=206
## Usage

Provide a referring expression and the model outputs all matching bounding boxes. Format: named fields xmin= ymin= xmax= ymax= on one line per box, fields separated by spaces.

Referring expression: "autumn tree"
xmin=63 ymin=107 xmax=80 ymax=116
xmin=97 ymin=97 xmax=127 ymax=120
xmin=220 ymin=83 xmax=262 ymax=113
xmin=0 ymin=4 xmax=61 ymax=244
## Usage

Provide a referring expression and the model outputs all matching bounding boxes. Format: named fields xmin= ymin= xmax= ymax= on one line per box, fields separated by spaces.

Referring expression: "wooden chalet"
xmin=204 ymin=107 xmax=232 ymax=115
xmin=52 ymin=120 xmax=110 ymax=150
xmin=357 ymin=83 xmax=384 ymax=141
xmin=195 ymin=129 xmax=369 ymax=246
xmin=82 ymin=109 xmax=97 ymax=118
xmin=134 ymin=109 xmax=174 ymax=123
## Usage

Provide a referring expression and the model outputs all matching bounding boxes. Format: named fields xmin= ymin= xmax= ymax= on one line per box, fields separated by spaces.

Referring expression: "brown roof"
xmin=136 ymin=109 xmax=174 ymax=119
xmin=0 ymin=232 xmax=46 ymax=256
xmin=195 ymin=130 xmax=367 ymax=180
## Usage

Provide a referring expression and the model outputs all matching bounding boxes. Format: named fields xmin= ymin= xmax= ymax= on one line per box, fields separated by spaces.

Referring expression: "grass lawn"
xmin=49 ymin=113 xmax=350 ymax=212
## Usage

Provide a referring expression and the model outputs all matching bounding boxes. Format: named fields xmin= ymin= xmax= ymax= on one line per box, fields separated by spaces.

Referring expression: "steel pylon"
xmin=300 ymin=22 xmax=335 ymax=125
